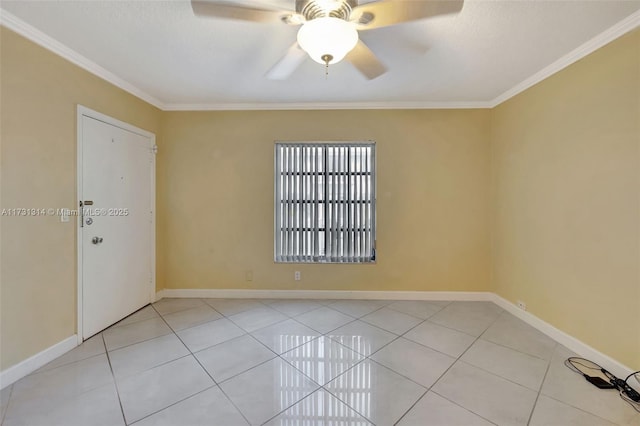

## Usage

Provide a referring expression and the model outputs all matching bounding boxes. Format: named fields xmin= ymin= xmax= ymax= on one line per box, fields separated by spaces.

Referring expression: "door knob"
xmin=92 ymin=237 xmax=104 ymax=245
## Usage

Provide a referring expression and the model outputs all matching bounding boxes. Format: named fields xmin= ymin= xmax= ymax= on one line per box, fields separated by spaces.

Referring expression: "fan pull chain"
xmin=321 ymin=54 xmax=333 ymax=79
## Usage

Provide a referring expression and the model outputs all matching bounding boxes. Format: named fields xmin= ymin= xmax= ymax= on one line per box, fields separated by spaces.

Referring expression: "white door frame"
xmin=76 ymin=105 xmax=156 ymax=344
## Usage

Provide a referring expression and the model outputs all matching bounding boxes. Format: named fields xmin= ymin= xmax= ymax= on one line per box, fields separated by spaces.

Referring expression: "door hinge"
xmin=152 ymin=145 xmax=158 ymax=155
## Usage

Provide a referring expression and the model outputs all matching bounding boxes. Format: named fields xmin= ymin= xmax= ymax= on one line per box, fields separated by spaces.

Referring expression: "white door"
xmin=79 ymin=108 xmax=155 ymax=339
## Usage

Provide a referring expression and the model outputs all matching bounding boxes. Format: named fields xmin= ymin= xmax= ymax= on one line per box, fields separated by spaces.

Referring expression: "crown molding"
xmin=489 ymin=9 xmax=640 ymax=108
xmin=0 ymin=9 xmax=166 ymax=110
xmin=163 ymin=101 xmax=492 ymax=111
xmin=2 ymin=7 xmax=639 ymax=111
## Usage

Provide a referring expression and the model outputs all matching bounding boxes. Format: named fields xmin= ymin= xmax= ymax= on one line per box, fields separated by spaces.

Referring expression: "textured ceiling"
xmin=1 ymin=0 xmax=639 ymax=108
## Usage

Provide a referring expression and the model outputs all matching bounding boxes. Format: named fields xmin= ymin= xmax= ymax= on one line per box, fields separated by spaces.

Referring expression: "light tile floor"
xmin=2 ymin=299 xmax=638 ymax=426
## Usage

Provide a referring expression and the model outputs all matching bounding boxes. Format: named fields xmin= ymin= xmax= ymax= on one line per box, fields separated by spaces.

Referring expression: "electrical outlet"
xmin=245 ymin=270 xmax=253 ymax=282
xmin=516 ymin=300 xmax=527 ymax=311
xmin=294 ymin=271 xmax=301 ymax=281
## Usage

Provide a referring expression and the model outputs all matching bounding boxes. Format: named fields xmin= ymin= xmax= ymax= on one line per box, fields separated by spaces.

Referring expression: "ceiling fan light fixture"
xmin=297 ymin=17 xmax=358 ymax=65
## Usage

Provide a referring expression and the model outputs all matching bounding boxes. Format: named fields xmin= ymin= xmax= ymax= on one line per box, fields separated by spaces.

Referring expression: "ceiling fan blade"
xmin=346 ymin=40 xmax=387 ymax=79
xmin=352 ymin=0 xmax=464 ymax=30
xmin=346 ymin=40 xmax=387 ymax=80
xmin=266 ymin=43 xmax=308 ymax=80
xmin=191 ymin=0 xmax=298 ymax=24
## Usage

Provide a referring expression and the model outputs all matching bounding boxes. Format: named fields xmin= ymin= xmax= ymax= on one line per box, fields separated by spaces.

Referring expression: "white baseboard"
xmin=157 ymin=288 xmax=635 ymax=378
xmin=156 ymin=288 xmax=493 ymax=302
xmin=0 ymin=335 xmax=77 ymax=390
xmin=492 ymin=295 xmax=634 ymax=378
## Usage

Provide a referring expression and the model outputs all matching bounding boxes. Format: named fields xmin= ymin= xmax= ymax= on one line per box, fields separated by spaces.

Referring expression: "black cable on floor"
xmin=565 ymin=357 xmax=640 ymax=413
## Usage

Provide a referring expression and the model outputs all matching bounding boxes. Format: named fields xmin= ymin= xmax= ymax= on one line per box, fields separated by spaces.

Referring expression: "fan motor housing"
xmin=296 ymin=0 xmax=358 ymax=21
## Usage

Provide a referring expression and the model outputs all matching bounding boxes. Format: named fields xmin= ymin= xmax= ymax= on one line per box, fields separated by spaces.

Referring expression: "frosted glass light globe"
xmin=297 ymin=17 xmax=358 ymax=65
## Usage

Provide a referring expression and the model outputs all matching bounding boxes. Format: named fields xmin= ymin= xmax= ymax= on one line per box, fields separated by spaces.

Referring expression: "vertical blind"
xmin=275 ymin=142 xmax=376 ymax=263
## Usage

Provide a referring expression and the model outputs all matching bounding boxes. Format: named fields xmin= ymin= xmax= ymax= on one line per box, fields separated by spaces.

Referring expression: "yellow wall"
xmin=0 ymin=27 xmax=162 ymax=370
xmin=490 ymin=30 xmax=640 ymax=367
xmin=158 ymin=110 xmax=491 ymax=292
xmin=1 ymin=22 xmax=638 ymax=373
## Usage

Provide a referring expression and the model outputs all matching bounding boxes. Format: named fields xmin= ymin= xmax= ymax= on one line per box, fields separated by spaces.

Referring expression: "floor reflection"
xmin=274 ymin=334 xmax=373 ymax=424
xmin=270 ymin=389 xmax=371 ymax=426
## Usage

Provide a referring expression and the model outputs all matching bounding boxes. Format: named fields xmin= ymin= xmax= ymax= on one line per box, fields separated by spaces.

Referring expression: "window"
xmin=274 ymin=142 xmax=376 ymax=263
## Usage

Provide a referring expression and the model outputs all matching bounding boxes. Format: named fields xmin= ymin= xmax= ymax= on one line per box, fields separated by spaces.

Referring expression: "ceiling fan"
xmin=191 ymin=0 xmax=464 ymax=80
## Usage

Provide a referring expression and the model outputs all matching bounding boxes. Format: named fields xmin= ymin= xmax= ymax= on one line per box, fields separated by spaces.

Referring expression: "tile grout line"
xmin=149 ymin=303 xmax=255 ymax=426
xmin=316 ymin=299 xmax=420 ymax=335
xmin=225 ymin=310 xmax=292 ymax=336
xmin=541 ymin=392 xmax=630 ymax=425
xmin=287 ymin=306 xmax=360 ymax=335
xmin=139 ymin=300 xmax=563 ymax=426
xmin=298 ymin=302 xmax=464 ymax=424
xmin=24 ymin=349 xmax=106 ymax=378
xmin=105 ymin=329 xmax=174 ymax=354
xmin=217 ymin=349 xmax=283 ymax=387
xmin=173 ymin=299 xmax=322 ymax=389
xmin=450 ymin=310 xmax=556 ymax=393
xmin=116 ymin=352 xmax=195 ymax=383
xmin=325 ymin=326 xmax=396 ymax=358
xmin=427 ymin=390 xmax=500 ymax=426
xmin=169 ymin=302 xmax=365 ymax=424
xmin=424 ymin=303 xmax=504 ymax=337
xmin=71 ymin=302 xmax=640 ymax=425
xmin=110 ymin=303 xmax=157 ymax=329
xmin=394 ymin=306 xmax=506 ymax=425
xmin=429 ymin=306 xmax=557 ymax=364
xmin=398 ymin=330 xmax=470 ymax=360
xmin=479 ymin=336 xmax=554 ymax=363
xmin=8 ymin=299 xmax=593 ymax=426
xmin=391 ymin=351 xmax=461 ymax=424
xmin=320 ymin=301 xmax=448 ymax=358
xmin=116 ymin=300 xmax=552 ymax=425
xmin=222 ymin=326 xmax=323 ymax=424
xmin=382 ymin=301 xmax=449 ymax=322
xmin=452 ymin=358 xmax=547 ymax=395
xmin=224 ymin=331 xmax=326 ymax=425
xmin=526 ymin=345 xmax=555 ymax=426
xmin=126 ymin=384 xmax=219 ymax=426
xmin=391 ymin=388 xmax=430 ymax=426
xmin=104 ymin=315 xmax=174 ymax=353
xmin=152 ymin=299 xmax=210 ymax=317
xmin=202 ymin=298 xmax=265 ymax=316
xmin=100 ymin=334 xmax=128 ymax=425
xmin=361 ymin=303 xmax=450 ymax=362
xmin=481 ymin=310 xmax=557 ymax=361
xmin=422 ymin=317 xmax=480 ymax=337
xmin=258 ymin=388 xmax=329 ymax=426
xmin=279 ymin=333 xmax=365 ymax=377
xmin=160 ymin=301 xmax=221 ymax=320
xmin=378 ymin=305 xmax=458 ymax=425
xmin=250 ymin=303 xmax=388 ymax=424
xmin=150 ymin=304 xmax=219 ymax=375
xmin=533 ymin=344 xmax=635 ymax=425
xmin=115 ymin=308 xmax=326 ymax=426
xmin=266 ymin=300 xmax=326 ymax=317
xmin=319 ymin=381 xmax=377 ymax=425
xmin=327 ymin=300 xmax=390 ymax=320
xmin=120 ymin=303 xmax=232 ymax=424
xmin=391 ymin=305 xmax=505 ymax=425
xmin=303 ymin=303 xmax=424 ymax=426
xmin=272 ymin=314 xmax=354 ymax=384
xmin=1 ymin=384 xmax=15 ymax=425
